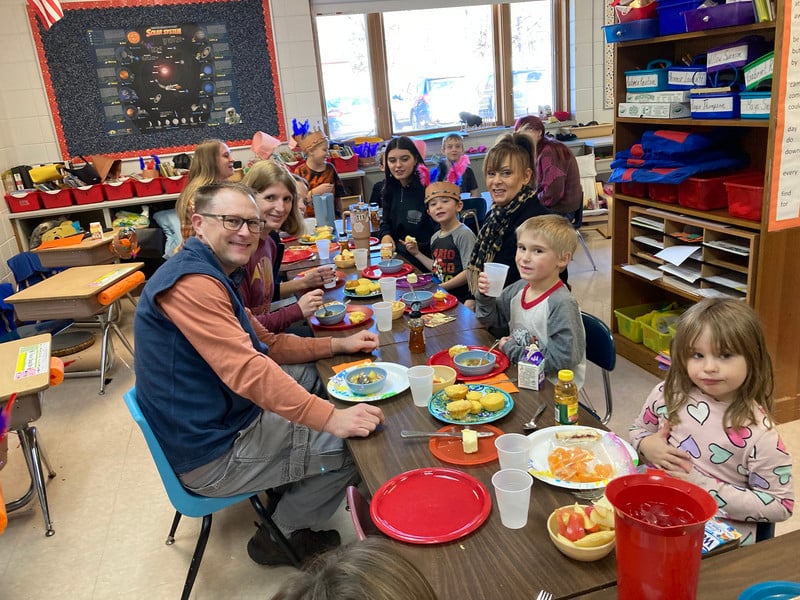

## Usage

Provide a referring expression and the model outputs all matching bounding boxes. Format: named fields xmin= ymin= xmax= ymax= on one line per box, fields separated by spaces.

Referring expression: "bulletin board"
xmin=28 ymin=0 xmax=285 ymax=159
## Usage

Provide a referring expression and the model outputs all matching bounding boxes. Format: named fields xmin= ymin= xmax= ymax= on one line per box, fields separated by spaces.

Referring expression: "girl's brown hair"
xmin=664 ymin=298 xmax=775 ymax=429
xmin=176 ymin=139 xmax=229 ymax=241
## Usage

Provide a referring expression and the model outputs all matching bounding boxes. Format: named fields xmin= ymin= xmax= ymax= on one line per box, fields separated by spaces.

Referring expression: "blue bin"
xmin=603 ymin=18 xmax=660 ymax=43
xmin=657 ymin=0 xmax=701 ymax=36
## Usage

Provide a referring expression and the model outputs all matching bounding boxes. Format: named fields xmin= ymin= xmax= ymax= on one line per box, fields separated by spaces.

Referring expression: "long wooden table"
xmin=572 ymin=529 xmax=800 ymax=600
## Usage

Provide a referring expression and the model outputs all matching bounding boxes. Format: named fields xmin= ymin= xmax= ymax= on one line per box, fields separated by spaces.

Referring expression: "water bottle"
xmin=554 ymin=369 xmax=578 ymax=425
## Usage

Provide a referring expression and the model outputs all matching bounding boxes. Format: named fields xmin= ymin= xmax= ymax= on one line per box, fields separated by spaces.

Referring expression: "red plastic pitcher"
xmin=605 ymin=471 xmax=718 ymax=600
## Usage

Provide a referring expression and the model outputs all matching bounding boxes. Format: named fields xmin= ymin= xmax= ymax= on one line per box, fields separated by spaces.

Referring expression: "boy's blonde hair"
xmin=665 ymin=297 xmax=775 ymax=429
xmin=441 ymin=133 xmax=464 ymax=150
xmin=516 ymin=214 xmax=578 ymax=258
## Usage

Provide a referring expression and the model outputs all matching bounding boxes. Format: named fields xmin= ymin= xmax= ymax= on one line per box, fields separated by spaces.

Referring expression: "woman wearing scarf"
xmin=466 ymin=132 xmax=548 ymax=300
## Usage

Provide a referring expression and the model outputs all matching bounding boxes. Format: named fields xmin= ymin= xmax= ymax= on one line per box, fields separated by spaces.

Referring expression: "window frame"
xmin=315 ymin=1 xmax=569 ymax=140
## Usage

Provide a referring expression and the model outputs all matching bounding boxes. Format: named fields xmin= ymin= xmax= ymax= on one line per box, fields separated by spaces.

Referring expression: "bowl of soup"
xmin=453 ymin=350 xmax=497 ymax=376
xmin=314 ymin=302 xmax=347 ymax=326
xmin=345 ymin=366 xmax=388 ymax=396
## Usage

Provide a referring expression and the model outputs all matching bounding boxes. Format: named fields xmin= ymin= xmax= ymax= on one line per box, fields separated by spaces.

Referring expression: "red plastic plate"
xmin=404 ymin=293 xmax=458 ymax=314
xmin=370 ymin=467 xmax=491 ymax=544
xmin=361 ymin=263 xmax=414 ymax=279
xmin=281 ymin=249 xmax=313 ymax=264
xmin=427 ymin=345 xmax=510 ymax=381
xmin=429 ymin=424 xmax=504 ymax=466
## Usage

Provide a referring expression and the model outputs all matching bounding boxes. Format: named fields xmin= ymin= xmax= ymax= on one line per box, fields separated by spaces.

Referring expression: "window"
xmin=315 ymin=1 xmax=562 ymax=140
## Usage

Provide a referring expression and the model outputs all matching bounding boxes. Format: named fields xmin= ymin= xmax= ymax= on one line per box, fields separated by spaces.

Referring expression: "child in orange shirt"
xmin=293 ymin=128 xmax=346 ymax=218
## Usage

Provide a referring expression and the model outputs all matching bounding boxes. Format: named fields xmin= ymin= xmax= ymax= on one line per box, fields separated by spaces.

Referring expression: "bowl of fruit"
xmin=345 ymin=366 xmax=388 ymax=396
xmin=334 ymin=248 xmax=355 ymax=268
xmin=431 ymin=365 xmax=457 ymax=394
xmin=391 ymin=301 xmax=406 ymax=320
xmin=546 ymin=500 xmax=616 ymax=562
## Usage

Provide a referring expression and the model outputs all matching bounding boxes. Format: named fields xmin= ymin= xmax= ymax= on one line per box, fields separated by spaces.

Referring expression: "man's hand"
xmin=323 ymin=403 xmax=385 ymax=438
xmin=639 ymin=423 xmax=692 ymax=474
xmin=297 ymin=289 xmax=324 ymax=318
xmin=331 ymin=330 xmax=379 ymax=355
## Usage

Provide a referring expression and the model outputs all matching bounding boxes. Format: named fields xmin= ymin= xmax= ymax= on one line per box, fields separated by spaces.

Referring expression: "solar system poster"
xmin=87 ymin=23 xmax=243 ymax=136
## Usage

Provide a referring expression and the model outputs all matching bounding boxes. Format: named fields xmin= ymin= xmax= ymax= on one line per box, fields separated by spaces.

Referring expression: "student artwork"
xmin=110 ymin=227 xmax=140 ymax=260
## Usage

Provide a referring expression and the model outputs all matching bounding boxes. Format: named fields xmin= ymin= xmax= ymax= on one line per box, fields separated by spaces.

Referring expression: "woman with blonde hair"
xmin=175 ymin=138 xmax=236 ymax=242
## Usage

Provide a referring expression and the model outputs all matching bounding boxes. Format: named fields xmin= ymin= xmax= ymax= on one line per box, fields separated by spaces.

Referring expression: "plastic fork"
xmin=536 ymin=591 xmax=552 ymax=600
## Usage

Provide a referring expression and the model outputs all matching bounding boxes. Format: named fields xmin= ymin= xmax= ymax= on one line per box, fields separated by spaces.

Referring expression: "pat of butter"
xmin=462 ymin=429 xmax=478 ymax=454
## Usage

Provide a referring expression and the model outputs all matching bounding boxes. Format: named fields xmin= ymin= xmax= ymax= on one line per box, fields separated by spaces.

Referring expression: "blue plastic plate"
xmin=739 ymin=581 xmax=800 ymax=600
xmin=428 ymin=384 xmax=513 ymax=425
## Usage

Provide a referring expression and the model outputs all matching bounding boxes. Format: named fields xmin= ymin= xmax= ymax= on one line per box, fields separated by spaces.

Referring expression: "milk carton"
xmin=518 ymin=343 xmax=545 ymax=391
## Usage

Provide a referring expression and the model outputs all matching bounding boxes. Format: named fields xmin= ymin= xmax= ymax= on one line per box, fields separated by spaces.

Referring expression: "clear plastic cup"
xmin=372 ymin=301 xmax=393 ymax=332
xmin=406 ymin=365 xmax=434 ymax=407
xmin=494 ymin=433 xmax=532 ymax=471
xmin=492 ymin=468 xmax=533 ymax=529
xmin=315 ymin=239 xmax=331 ymax=261
xmin=354 ymin=248 xmax=369 ymax=271
xmin=304 ymin=217 xmax=317 ymax=236
xmin=484 ymin=262 xmax=510 ymax=297
xmin=379 ymin=277 xmax=397 ymax=303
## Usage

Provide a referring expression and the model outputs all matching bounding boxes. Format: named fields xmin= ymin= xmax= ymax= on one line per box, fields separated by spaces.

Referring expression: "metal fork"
xmin=536 ymin=591 xmax=553 ymax=600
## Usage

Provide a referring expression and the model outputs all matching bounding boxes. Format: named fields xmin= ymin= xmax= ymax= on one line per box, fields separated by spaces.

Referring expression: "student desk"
xmin=0 ymin=334 xmax=56 ymax=535
xmin=6 ymin=263 xmax=143 ymax=394
xmin=33 ymin=232 xmax=116 ymax=268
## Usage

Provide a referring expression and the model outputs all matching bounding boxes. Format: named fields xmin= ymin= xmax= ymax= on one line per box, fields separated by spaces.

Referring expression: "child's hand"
xmin=497 ymin=336 xmax=512 ymax=353
xmin=477 ymin=272 xmax=490 ymax=295
xmin=639 ymin=424 xmax=692 ymax=473
xmin=403 ymin=237 xmax=420 ymax=256
xmin=312 ymin=183 xmax=334 ymax=196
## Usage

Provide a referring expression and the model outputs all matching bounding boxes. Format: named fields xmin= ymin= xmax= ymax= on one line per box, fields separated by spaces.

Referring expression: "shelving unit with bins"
xmin=7 ymin=193 xmax=179 ymax=252
xmin=610 ymin=17 xmax=800 ymax=421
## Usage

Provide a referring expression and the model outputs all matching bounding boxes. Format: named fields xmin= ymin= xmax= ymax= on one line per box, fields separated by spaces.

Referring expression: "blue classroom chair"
xmin=580 ymin=312 xmax=615 ymax=425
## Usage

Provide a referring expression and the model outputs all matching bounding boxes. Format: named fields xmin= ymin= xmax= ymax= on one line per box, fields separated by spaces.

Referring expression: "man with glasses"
xmin=134 ymin=182 xmax=384 ymax=566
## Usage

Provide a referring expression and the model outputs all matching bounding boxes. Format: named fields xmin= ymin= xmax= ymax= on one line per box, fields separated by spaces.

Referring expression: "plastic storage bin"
xmin=331 ymin=155 xmax=358 ymax=173
xmin=615 ymin=1 xmax=658 ymax=22
xmin=162 ymin=174 xmax=187 ymax=193
xmin=684 ymin=1 xmax=755 ymax=32
xmin=72 ymin=185 xmax=104 ymax=205
xmin=5 ymin=190 xmax=41 ymax=213
xmin=626 ymin=60 xmax=672 ymax=93
xmin=679 ymin=172 xmax=733 ymax=210
xmin=690 ymin=91 xmax=740 ymax=119
xmin=739 ymin=91 xmax=771 ymax=119
xmin=614 ymin=303 xmax=672 ymax=344
xmin=707 ymin=36 xmax=770 ymax=74
xmin=724 ymin=175 xmax=764 ymax=221
xmin=657 ymin=0 xmax=700 ymax=36
xmin=132 ymin=178 xmax=163 ymax=197
xmin=603 ymin=18 xmax=660 ymax=43
xmin=103 ymin=179 xmax=135 ymax=200
xmin=648 ymin=183 xmax=679 ymax=204
xmin=620 ymin=181 xmax=649 ymax=198
xmin=40 ymin=188 xmax=73 ymax=209
xmin=744 ymin=51 xmax=774 ymax=90
xmin=668 ymin=57 xmax=707 ymax=90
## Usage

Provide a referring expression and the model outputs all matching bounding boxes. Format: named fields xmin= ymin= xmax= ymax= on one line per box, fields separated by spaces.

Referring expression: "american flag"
xmin=28 ymin=0 xmax=64 ymax=30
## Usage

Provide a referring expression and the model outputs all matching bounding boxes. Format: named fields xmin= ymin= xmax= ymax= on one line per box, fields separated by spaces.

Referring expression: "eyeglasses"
xmin=200 ymin=214 xmax=265 ymax=233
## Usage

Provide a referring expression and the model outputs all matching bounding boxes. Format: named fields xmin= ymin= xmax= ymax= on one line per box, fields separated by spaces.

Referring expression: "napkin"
xmin=331 ymin=358 xmax=373 ymax=374
xmin=470 ymin=372 xmax=518 ymax=393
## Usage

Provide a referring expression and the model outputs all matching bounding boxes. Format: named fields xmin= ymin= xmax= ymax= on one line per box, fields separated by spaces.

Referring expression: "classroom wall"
xmin=0 ymin=0 xmax=610 ymax=284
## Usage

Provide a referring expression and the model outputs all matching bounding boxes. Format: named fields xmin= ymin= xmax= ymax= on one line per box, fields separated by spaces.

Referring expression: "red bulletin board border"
xmin=28 ymin=0 xmax=285 ymax=160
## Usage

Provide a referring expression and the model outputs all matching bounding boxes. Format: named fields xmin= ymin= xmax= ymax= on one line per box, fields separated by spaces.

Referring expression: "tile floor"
xmin=1 ymin=232 xmax=797 ymax=599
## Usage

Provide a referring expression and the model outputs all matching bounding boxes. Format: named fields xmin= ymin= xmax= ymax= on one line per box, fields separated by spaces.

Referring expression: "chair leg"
xmin=249 ymin=494 xmax=301 ymax=567
xmin=577 ymin=231 xmax=597 ymax=271
xmin=166 ymin=511 xmax=183 ymax=544
xmin=17 ymin=426 xmax=55 ymax=536
xmin=600 ymin=371 xmax=613 ymax=425
xmin=181 ymin=514 xmax=212 ymax=600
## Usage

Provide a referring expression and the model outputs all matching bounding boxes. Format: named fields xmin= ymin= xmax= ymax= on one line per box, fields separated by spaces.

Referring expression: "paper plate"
xmin=527 ymin=425 xmax=638 ymax=490
xmin=327 ymin=362 xmax=408 ymax=403
xmin=428 ymin=384 xmax=513 ymax=425
xmin=428 ymin=346 xmax=510 ymax=382
xmin=362 ymin=263 xmax=414 ymax=279
xmin=370 ymin=467 xmax=491 ymax=544
xmin=281 ymin=249 xmax=313 ymax=264
xmin=404 ymin=292 xmax=458 ymax=314
xmin=738 ymin=581 xmax=800 ymax=600
xmin=428 ymin=424 xmax=504 ymax=466
xmin=309 ymin=305 xmax=373 ymax=330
